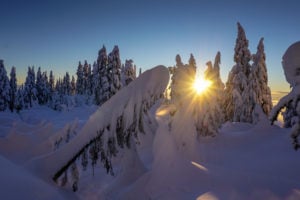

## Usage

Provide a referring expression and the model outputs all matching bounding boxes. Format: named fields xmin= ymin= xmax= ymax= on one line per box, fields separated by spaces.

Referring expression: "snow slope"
xmin=121 ymin=105 xmax=300 ymax=200
xmin=0 ymin=155 xmax=65 ymax=200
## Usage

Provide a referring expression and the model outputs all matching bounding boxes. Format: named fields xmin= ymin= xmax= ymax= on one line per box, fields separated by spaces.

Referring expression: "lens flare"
xmin=193 ymin=77 xmax=212 ymax=94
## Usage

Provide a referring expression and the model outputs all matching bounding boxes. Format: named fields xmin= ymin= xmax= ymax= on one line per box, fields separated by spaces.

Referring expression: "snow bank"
xmin=0 ymin=155 xmax=64 ymax=200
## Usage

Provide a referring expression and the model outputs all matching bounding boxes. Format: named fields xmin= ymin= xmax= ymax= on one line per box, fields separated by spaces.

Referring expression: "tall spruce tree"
xmin=15 ymin=87 xmax=24 ymax=112
xmin=224 ymin=22 xmax=251 ymax=122
xmin=251 ymin=38 xmax=272 ymax=115
xmin=0 ymin=60 xmax=10 ymax=111
xmin=24 ymin=66 xmax=36 ymax=108
xmin=108 ymin=46 xmax=122 ymax=96
xmin=96 ymin=46 xmax=110 ymax=105
xmin=76 ymin=61 xmax=84 ymax=95
xmin=9 ymin=66 xmax=17 ymax=112
xmin=123 ymin=59 xmax=136 ymax=85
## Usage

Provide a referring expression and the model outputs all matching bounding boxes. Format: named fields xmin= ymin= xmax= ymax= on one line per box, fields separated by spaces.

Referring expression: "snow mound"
xmin=282 ymin=41 xmax=300 ymax=86
xmin=0 ymin=155 xmax=64 ymax=200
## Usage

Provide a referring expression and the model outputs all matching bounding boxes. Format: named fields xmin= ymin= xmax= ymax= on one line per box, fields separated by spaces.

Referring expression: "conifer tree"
xmin=0 ymin=60 xmax=10 ymax=111
xmin=49 ymin=70 xmax=55 ymax=94
xmin=36 ymin=67 xmax=43 ymax=104
xmin=24 ymin=66 xmax=36 ymax=108
xmin=108 ymin=46 xmax=122 ymax=96
xmin=124 ymin=59 xmax=136 ymax=85
xmin=9 ymin=66 xmax=17 ymax=112
xmin=188 ymin=53 xmax=197 ymax=78
xmin=170 ymin=54 xmax=184 ymax=104
xmin=15 ymin=87 xmax=24 ymax=112
xmin=224 ymin=22 xmax=251 ymax=122
xmin=251 ymin=38 xmax=273 ymax=115
xmin=71 ymin=76 xmax=76 ymax=95
xmin=76 ymin=61 xmax=84 ymax=95
xmin=98 ymin=46 xmax=110 ymax=105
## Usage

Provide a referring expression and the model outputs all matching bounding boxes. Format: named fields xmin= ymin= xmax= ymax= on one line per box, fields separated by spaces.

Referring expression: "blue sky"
xmin=1 ymin=0 xmax=299 ymax=92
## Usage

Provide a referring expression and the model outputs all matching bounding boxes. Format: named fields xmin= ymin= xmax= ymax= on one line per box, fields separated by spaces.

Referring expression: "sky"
xmin=1 ymin=0 xmax=300 ymax=92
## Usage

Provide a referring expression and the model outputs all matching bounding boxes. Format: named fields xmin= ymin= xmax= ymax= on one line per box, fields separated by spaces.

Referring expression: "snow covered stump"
xmin=270 ymin=41 xmax=300 ymax=150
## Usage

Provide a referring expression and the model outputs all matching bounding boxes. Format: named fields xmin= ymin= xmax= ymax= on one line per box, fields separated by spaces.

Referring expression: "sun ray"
xmin=193 ymin=77 xmax=212 ymax=94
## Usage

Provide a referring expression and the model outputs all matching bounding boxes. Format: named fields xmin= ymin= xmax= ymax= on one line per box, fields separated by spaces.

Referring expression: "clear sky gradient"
xmin=1 ymin=0 xmax=299 ymax=92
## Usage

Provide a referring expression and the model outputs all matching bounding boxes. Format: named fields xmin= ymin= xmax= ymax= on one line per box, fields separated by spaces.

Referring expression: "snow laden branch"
xmin=270 ymin=85 xmax=300 ymax=150
xmin=51 ymin=66 xmax=169 ymax=188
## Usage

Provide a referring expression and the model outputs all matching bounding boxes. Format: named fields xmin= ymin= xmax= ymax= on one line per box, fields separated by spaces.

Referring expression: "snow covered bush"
xmin=270 ymin=41 xmax=300 ymax=150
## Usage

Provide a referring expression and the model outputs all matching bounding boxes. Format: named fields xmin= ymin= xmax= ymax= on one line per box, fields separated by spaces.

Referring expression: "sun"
xmin=193 ymin=77 xmax=212 ymax=94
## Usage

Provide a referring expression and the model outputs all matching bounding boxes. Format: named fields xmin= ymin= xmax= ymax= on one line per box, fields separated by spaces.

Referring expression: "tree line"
xmin=0 ymin=45 xmax=138 ymax=112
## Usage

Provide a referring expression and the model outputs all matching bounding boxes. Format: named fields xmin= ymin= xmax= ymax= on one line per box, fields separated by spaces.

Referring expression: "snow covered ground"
xmin=0 ymin=66 xmax=299 ymax=199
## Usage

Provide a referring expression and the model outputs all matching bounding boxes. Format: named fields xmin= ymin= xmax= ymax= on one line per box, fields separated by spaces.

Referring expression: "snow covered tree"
xmin=15 ymin=87 xmax=24 ymax=112
xmin=188 ymin=53 xmax=197 ymax=78
xmin=123 ymin=59 xmax=136 ymax=85
xmin=253 ymin=38 xmax=271 ymax=112
xmin=82 ymin=60 xmax=92 ymax=95
xmin=70 ymin=76 xmax=76 ymax=95
xmin=98 ymin=46 xmax=110 ymax=105
xmin=49 ymin=70 xmax=55 ymax=94
xmin=170 ymin=54 xmax=185 ymax=104
xmin=108 ymin=46 xmax=122 ymax=96
xmin=36 ymin=67 xmax=44 ymax=104
xmin=195 ymin=61 xmax=223 ymax=137
xmin=76 ymin=61 xmax=84 ymax=95
xmin=63 ymin=72 xmax=71 ymax=95
xmin=224 ymin=22 xmax=251 ymax=122
xmin=9 ymin=66 xmax=17 ymax=112
xmin=245 ymin=38 xmax=273 ymax=123
xmin=24 ymin=66 xmax=37 ymax=108
xmin=0 ymin=60 xmax=10 ymax=111
xmin=213 ymin=52 xmax=225 ymax=123
xmin=270 ymin=41 xmax=300 ymax=150
xmin=52 ymin=66 xmax=169 ymax=190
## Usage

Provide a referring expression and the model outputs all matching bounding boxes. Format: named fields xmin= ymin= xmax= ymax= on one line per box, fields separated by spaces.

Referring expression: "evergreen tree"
xmin=251 ymin=38 xmax=273 ymax=116
xmin=9 ymin=66 xmax=17 ymax=112
xmin=108 ymin=46 xmax=122 ymax=96
xmin=15 ymin=86 xmax=24 ymax=112
xmin=188 ymin=53 xmax=197 ymax=79
xmin=63 ymin=72 xmax=71 ymax=95
xmin=0 ymin=60 xmax=10 ymax=111
xmin=49 ymin=70 xmax=55 ymax=94
xmin=213 ymin=52 xmax=225 ymax=123
xmin=76 ymin=61 xmax=84 ymax=95
xmin=36 ymin=67 xmax=43 ymax=104
xmin=71 ymin=75 xmax=76 ymax=95
xmin=92 ymin=61 xmax=99 ymax=101
xmin=195 ymin=61 xmax=223 ymax=137
xmin=97 ymin=46 xmax=110 ymax=105
xmin=224 ymin=22 xmax=251 ymax=122
xmin=124 ymin=59 xmax=136 ymax=85
xmin=42 ymin=71 xmax=49 ymax=104
xmin=24 ymin=66 xmax=37 ymax=108
xmin=83 ymin=60 xmax=92 ymax=95
xmin=170 ymin=54 xmax=184 ymax=104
